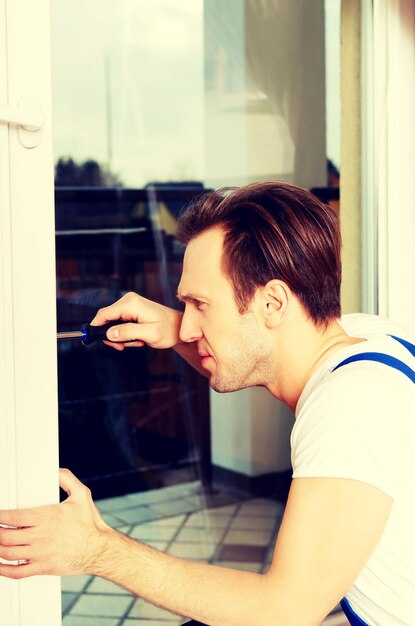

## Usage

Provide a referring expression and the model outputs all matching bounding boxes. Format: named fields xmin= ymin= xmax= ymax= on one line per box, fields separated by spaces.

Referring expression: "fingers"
xmin=102 ymin=340 xmax=125 ymax=351
xmin=103 ymin=339 xmax=145 ymax=349
xmin=100 ymin=320 xmax=158 ymax=349
xmin=90 ymin=293 xmax=147 ymax=350
xmin=0 ymin=509 xmax=38 ymax=528
xmin=59 ymin=468 xmax=91 ymax=501
xmin=89 ymin=292 xmax=178 ymax=350
xmin=0 ymin=527 xmax=33 ymax=569
xmin=105 ymin=321 xmax=148 ymax=345
xmin=90 ymin=292 xmax=139 ymax=327
xmin=0 ymin=469 xmax=104 ymax=580
xmin=0 ymin=561 xmax=38 ymax=580
xmin=0 ymin=469 xmax=82 ymax=528
xmin=0 ymin=527 xmax=30 ymax=546
xmin=0 ymin=545 xmax=31 ymax=561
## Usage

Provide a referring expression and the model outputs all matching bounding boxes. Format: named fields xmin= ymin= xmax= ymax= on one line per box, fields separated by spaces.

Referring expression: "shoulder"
xmin=292 ymin=345 xmax=415 ymax=498
xmin=298 ymin=343 xmax=413 ymax=428
xmin=339 ymin=312 xmax=413 ymax=339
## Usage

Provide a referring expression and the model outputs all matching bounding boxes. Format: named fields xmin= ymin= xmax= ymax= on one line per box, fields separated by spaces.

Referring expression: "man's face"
xmin=177 ymin=227 xmax=273 ymax=393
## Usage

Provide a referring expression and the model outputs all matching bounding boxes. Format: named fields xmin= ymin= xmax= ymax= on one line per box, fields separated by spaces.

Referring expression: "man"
xmin=0 ymin=182 xmax=414 ymax=625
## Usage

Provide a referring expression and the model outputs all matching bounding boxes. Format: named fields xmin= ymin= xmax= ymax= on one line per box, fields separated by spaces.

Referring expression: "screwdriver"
xmin=57 ymin=320 xmax=128 ymax=345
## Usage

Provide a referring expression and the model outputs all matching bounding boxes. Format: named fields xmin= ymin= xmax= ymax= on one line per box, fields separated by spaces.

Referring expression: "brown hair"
xmin=176 ymin=181 xmax=341 ymax=326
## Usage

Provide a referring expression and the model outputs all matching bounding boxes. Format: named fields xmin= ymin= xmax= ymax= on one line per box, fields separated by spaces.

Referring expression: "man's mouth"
xmin=198 ymin=350 xmax=213 ymax=368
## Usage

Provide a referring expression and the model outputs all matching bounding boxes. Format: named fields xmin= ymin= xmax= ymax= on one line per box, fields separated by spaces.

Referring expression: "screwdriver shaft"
xmin=57 ymin=330 xmax=84 ymax=340
xmin=57 ymin=320 xmax=127 ymax=344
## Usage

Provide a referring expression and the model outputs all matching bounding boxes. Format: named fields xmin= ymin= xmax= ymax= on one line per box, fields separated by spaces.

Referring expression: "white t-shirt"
xmin=291 ymin=314 xmax=415 ymax=625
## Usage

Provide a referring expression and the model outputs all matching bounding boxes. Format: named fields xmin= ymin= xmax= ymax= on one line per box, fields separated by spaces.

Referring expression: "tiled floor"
xmin=61 ymin=481 xmax=348 ymax=625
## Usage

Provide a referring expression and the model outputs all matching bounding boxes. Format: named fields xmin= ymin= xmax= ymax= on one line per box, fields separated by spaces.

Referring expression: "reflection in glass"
xmin=53 ymin=1 xmax=341 ymax=623
xmin=55 ymin=186 xmax=210 ymax=498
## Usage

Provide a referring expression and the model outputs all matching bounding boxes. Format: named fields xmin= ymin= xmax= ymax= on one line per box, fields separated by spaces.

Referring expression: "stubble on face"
xmin=208 ymin=310 xmax=274 ymax=393
xmin=180 ymin=227 xmax=276 ymax=393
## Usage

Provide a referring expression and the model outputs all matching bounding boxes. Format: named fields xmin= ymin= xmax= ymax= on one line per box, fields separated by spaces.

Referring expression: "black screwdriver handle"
xmin=80 ymin=320 xmax=130 ymax=345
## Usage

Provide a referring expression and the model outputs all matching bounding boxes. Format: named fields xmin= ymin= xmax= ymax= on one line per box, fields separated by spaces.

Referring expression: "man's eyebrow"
xmin=176 ymin=292 xmax=208 ymax=305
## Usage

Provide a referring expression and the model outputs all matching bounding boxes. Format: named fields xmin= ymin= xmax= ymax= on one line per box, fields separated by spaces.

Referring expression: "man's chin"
xmin=209 ymin=375 xmax=226 ymax=393
xmin=209 ymin=383 xmax=232 ymax=393
xmin=209 ymin=377 xmax=248 ymax=394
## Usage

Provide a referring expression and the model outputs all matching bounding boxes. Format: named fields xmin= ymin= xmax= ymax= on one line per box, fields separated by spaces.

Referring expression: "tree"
xmin=55 ymin=158 xmax=122 ymax=187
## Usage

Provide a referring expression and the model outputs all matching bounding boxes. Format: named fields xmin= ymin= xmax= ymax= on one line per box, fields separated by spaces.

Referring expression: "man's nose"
xmin=179 ymin=308 xmax=203 ymax=343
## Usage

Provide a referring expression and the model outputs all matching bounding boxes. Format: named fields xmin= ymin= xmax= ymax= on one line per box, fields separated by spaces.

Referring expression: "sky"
xmin=52 ymin=0 xmax=204 ymax=186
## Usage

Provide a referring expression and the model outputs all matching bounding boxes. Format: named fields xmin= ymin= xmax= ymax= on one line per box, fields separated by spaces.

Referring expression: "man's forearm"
xmin=92 ymin=528 xmax=271 ymax=626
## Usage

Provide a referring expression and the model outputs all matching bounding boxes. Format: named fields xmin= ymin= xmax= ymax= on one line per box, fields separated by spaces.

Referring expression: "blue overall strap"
xmin=340 ymin=598 xmax=371 ymax=625
xmin=334 ymin=341 xmax=414 ymax=626
xmin=389 ymin=334 xmax=415 ymax=357
xmin=332 ymin=352 xmax=415 ymax=383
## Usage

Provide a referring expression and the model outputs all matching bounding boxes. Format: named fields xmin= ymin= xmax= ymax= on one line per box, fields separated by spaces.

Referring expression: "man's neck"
xmin=267 ymin=318 xmax=366 ymax=412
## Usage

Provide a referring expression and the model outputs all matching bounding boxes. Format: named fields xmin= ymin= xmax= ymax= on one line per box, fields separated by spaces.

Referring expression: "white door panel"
xmin=0 ymin=0 xmax=61 ymax=624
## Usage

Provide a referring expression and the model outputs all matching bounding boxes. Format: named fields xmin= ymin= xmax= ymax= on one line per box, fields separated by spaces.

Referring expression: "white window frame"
xmin=362 ymin=0 xmax=415 ymax=333
xmin=0 ymin=0 xmax=61 ymax=624
xmin=361 ymin=0 xmax=377 ymax=315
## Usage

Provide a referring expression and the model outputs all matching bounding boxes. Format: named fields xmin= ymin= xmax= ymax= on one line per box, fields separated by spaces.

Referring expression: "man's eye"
xmin=194 ymin=301 xmax=205 ymax=311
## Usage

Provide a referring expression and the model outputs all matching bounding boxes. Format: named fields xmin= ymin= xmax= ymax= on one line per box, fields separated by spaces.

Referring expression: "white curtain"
xmin=204 ymin=0 xmax=327 ymax=188
xmin=245 ymin=0 xmax=327 ymax=188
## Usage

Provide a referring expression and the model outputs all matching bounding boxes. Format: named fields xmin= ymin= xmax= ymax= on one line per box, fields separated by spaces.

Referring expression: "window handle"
xmin=0 ymin=105 xmax=42 ymax=130
xmin=0 ymin=96 xmax=44 ymax=148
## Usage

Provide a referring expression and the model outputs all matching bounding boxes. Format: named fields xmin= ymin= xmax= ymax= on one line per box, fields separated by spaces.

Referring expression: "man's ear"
xmin=260 ymin=280 xmax=290 ymax=328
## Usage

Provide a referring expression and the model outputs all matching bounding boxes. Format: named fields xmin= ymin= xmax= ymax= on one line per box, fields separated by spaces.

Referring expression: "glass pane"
xmin=52 ymin=1 xmax=341 ymax=624
xmin=53 ymin=0 xmax=203 ymax=188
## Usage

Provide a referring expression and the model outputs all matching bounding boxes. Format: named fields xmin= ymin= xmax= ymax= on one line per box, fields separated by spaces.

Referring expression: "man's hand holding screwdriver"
xmin=90 ymin=291 xmax=207 ymax=376
xmin=91 ymin=291 xmax=183 ymax=350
